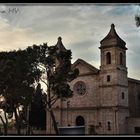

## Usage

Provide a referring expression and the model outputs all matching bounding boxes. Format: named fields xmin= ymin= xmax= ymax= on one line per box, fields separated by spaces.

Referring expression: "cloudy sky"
xmin=0 ymin=3 xmax=139 ymax=79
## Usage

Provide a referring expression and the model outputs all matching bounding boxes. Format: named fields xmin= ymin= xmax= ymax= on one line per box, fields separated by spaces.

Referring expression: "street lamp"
xmin=26 ymin=104 xmax=31 ymax=135
xmin=112 ymin=106 xmax=118 ymax=134
xmin=67 ymin=101 xmax=70 ymax=125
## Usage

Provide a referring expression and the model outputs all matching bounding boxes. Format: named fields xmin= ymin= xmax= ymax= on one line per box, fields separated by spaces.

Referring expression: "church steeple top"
xmin=100 ymin=24 xmax=127 ymax=49
xmin=111 ymin=23 xmax=115 ymax=28
xmin=56 ymin=36 xmax=66 ymax=52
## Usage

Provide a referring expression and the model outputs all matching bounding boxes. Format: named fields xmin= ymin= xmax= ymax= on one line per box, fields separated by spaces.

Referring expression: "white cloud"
xmin=0 ymin=20 xmax=35 ymax=51
xmin=0 ymin=4 xmax=139 ymax=79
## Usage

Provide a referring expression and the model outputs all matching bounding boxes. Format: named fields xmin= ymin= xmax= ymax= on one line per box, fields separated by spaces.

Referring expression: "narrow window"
xmin=122 ymin=92 xmax=125 ymax=99
xmin=120 ymin=52 xmax=123 ymax=65
xmin=106 ymin=52 xmax=111 ymax=64
xmin=107 ymin=121 xmax=111 ymax=130
xmin=107 ymin=75 xmax=111 ymax=82
xmin=99 ymin=122 xmax=102 ymax=127
xmin=138 ymin=93 xmax=140 ymax=101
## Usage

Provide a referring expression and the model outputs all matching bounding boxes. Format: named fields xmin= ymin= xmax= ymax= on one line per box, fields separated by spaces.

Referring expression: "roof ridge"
xmin=72 ymin=58 xmax=99 ymax=73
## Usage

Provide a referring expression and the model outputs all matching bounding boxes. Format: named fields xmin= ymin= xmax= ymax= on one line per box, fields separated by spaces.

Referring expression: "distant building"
xmin=46 ymin=24 xmax=140 ymax=135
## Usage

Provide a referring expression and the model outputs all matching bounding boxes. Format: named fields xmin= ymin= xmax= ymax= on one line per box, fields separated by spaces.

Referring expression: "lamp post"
xmin=26 ymin=104 xmax=31 ymax=135
xmin=67 ymin=101 xmax=70 ymax=125
xmin=112 ymin=106 xmax=118 ymax=134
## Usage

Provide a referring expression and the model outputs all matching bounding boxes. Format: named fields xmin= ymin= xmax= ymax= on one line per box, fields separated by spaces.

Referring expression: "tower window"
xmin=107 ymin=75 xmax=111 ymax=82
xmin=107 ymin=121 xmax=111 ymax=130
xmin=120 ymin=52 xmax=123 ymax=65
xmin=122 ymin=92 xmax=125 ymax=99
xmin=106 ymin=52 xmax=111 ymax=64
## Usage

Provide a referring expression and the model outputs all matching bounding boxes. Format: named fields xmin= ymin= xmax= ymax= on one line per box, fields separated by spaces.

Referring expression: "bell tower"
xmin=99 ymin=24 xmax=129 ymax=134
xmin=100 ymin=24 xmax=127 ymax=71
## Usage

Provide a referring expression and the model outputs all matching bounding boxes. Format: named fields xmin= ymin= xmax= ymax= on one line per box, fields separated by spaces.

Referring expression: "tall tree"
xmin=26 ymin=37 xmax=79 ymax=134
xmin=0 ymin=50 xmax=42 ymax=134
xmin=0 ymin=37 xmax=79 ymax=135
xmin=29 ymin=83 xmax=46 ymax=130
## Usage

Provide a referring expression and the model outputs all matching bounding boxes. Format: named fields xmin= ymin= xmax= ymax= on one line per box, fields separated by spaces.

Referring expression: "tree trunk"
xmin=47 ymin=80 xmax=59 ymax=135
xmin=26 ymin=105 xmax=31 ymax=135
xmin=47 ymin=101 xmax=59 ymax=134
xmin=14 ymin=107 xmax=21 ymax=135
xmin=0 ymin=114 xmax=7 ymax=135
xmin=3 ymin=124 xmax=7 ymax=135
xmin=3 ymin=110 xmax=8 ymax=135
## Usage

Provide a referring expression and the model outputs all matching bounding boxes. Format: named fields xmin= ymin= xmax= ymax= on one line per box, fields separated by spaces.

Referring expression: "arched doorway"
xmin=75 ymin=116 xmax=85 ymax=126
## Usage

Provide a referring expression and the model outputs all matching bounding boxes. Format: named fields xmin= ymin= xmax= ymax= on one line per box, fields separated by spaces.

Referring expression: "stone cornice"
xmin=78 ymin=72 xmax=99 ymax=77
xmin=53 ymin=106 xmax=129 ymax=111
xmin=99 ymin=84 xmax=128 ymax=88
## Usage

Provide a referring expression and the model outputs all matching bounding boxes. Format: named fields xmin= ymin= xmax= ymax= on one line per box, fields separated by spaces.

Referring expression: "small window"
xmin=107 ymin=75 xmax=111 ymax=82
xmin=120 ymin=52 xmax=123 ymax=65
xmin=122 ymin=92 xmax=125 ymax=99
xmin=99 ymin=122 xmax=102 ymax=127
xmin=107 ymin=121 xmax=111 ymax=131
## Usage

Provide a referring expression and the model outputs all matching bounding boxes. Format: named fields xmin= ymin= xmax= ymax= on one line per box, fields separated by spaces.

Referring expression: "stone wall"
xmin=128 ymin=78 xmax=140 ymax=117
xmin=126 ymin=117 xmax=140 ymax=134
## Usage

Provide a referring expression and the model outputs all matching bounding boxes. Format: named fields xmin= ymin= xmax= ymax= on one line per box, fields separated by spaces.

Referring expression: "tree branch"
xmin=50 ymin=94 xmax=57 ymax=101
xmin=46 ymin=96 xmax=58 ymax=106
xmin=4 ymin=110 xmax=8 ymax=125
xmin=45 ymin=106 xmax=50 ymax=112
xmin=37 ymin=64 xmax=46 ymax=71
xmin=51 ymin=97 xmax=58 ymax=106
xmin=0 ymin=114 xmax=5 ymax=125
xmin=40 ymin=78 xmax=48 ymax=88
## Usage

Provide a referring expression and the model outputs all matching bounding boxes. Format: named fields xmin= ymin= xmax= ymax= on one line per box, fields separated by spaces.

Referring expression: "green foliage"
xmin=0 ymin=37 xmax=79 ymax=134
xmin=0 ymin=50 xmax=42 ymax=108
xmin=0 ymin=49 xmax=43 ymax=134
xmin=135 ymin=15 xmax=140 ymax=27
xmin=52 ymin=83 xmax=73 ymax=100
xmin=29 ymin=83 xmax=46 ymax=130
xmin=26 ymin=42 xmax=79 ymax=100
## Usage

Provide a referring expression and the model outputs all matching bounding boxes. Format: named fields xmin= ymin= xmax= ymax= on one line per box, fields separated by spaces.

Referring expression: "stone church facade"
xmin=46 ymin=24 xmax=140 ymax=135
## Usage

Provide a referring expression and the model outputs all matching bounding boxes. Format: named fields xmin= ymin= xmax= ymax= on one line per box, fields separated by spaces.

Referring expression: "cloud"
xmin=0 ymin=15 xmax=45 ymax=51
xmin=0 ymin=4 xmax=139 ymax=79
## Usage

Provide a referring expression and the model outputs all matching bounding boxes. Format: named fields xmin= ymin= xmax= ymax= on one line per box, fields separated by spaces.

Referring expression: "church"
xmin=46 ymin=24 xmax=140 ymax=135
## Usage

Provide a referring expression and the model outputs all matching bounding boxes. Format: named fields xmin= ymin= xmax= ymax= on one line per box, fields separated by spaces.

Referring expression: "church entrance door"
xmin=75 ymin=116 xmax=85 ymax=126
